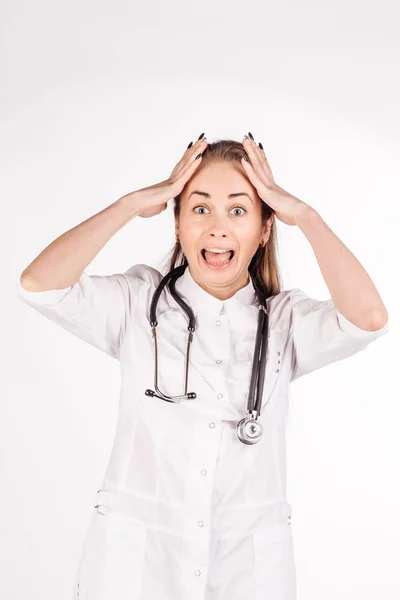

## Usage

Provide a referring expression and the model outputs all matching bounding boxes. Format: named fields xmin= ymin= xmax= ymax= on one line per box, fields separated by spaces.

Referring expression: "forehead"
xmin=184 ymin=161 xmax=254 ymax=202
xmin=187 ymin=189 xmax=254 ymax=204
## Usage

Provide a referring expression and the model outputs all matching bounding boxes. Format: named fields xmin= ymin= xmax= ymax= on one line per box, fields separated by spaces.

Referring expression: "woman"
xmin=17 ymin=132 xmax=389 ymax=600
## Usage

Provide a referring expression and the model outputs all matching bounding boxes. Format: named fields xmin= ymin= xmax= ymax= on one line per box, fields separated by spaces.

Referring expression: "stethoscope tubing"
xmin=145 ymin=264 xmax=270 ymax=444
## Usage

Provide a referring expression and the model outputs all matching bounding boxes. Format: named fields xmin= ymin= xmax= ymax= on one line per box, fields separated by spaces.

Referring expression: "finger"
xmin=182 ymin=135 xmax=207 ymax=165
xmin=172 ymin=136 xmax=207 ymax=179
xmin=243 ymin=135 xmax=266 ymax=171
xmin=243 ymin=136 xmax=274 ymax=182
xmin=251 ymin=136 xmax=275 ymax=181
xmin=241 ymin=154 xmax=264 ymax=190
xmin=257 ymin=144 xmax=274 ymax=180
xmin=169 ymin=144 xmax=206 ymax=194
xmin=179 ymin=146 xmax=206 ymax=179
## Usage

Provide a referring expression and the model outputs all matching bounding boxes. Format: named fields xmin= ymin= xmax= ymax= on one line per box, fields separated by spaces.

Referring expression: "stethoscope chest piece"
xmin=237 ymin=411 xmax=263 ymax=445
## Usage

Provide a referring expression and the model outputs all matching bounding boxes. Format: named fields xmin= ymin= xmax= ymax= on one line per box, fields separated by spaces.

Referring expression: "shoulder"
xmin=123 ymin=263 xmax=162 ymax=281
xmin=119 ymin=264 xmax=167 ymax=314
xmin=266 ymin=288 xmax=309 ymax=328
xmin=121 ymin=263 xmax=163 ymax=290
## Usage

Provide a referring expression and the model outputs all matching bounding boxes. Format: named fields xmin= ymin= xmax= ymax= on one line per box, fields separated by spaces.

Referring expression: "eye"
xmin=193 ymin=205 xmax=208 ymax=215
xmin=231 ymin=206 xmax=246 ymax=216
xmin=193 ymin=205 xmax=247 ymax=216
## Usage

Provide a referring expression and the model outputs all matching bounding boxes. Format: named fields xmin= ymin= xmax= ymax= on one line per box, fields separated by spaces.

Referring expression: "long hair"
xmin=160 ymin=139 xmax=283 ymax=299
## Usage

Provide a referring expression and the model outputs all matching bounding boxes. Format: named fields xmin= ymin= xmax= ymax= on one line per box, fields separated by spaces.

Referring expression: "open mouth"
xmin=200 ymin=249 xmax=235 ymax=269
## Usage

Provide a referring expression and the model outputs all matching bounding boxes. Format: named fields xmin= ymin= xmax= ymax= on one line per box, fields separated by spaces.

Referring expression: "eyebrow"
xmin=188 ymin=190 xmax=254 ymax=204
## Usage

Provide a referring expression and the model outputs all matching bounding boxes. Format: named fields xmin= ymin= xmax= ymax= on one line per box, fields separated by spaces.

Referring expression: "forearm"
xmin=296 ymin=206 xmax=388 ymax=330
xmin=20 ymin=193 xmax=143 ymax=291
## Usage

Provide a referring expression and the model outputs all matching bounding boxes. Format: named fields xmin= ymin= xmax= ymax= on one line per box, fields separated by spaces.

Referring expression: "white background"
xmin=3 ymin=0 xmax=399 ymax=598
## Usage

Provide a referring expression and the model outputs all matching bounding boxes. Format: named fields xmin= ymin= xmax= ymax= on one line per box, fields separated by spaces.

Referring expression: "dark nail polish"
xmin=248 ymin=132 xmax=254 ymax=140
xmin=198 ymin=132 xmax=205 ymax=140
xmin=259 ymin=142 xmax=264 ymax=150
xmin=187 ymin=141 xmax=193 ymax=149
xmin=195 ymin=152 xmax=202 ymax=159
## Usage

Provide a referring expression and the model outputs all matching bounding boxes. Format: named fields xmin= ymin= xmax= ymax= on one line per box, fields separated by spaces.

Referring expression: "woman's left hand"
xmin=241 ymin=133 xmax=311 ymax=227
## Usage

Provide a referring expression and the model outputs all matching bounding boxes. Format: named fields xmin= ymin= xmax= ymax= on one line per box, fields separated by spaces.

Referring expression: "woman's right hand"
xmin=121 ymin=135 xmax=208 ymax=218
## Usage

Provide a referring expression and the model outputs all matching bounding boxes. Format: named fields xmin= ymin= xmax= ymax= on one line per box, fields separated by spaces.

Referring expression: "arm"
xmin=240 ymin=134 xmax=388 ymax=331
xmin=17 ymin=193 xmax=147 ymax=359
xmin=20 ymin=193 xmax=143 ymax=291
xmin=240 ymin=135 xmax=389 ymax=382
xmin=18 ymin=137 xmax=208 ymax=357
xmin=296 ymin=206 xmax=388 ymax=331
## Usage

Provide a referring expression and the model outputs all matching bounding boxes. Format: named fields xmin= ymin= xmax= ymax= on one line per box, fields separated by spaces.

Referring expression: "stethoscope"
xmin=145 ymin=264 xmax=269 ymax=445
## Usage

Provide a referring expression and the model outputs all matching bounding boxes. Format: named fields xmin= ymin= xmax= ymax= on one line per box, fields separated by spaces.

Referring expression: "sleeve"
xmin=288 ymin=288 xmax=389 ymax=382
xmin=16 ymin=269 xmax=139 ymax=360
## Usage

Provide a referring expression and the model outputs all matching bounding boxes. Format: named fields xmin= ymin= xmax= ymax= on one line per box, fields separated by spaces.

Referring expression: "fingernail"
xmin=248 ymin=132 xmax=254 ymax=140
xmin=259 ymin=142 xmax=264 ymax=150
xmin=187 ymin=141 xmax=193 ymax=149
xmin=198 ymin=132 xmax=205 ymax=140
xmin=195 ymin=152 xmax=202 ymax=159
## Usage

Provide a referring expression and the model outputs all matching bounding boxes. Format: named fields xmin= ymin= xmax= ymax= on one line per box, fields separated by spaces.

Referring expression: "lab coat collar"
xmin=174 ymin=264 xmax=258 ymax=318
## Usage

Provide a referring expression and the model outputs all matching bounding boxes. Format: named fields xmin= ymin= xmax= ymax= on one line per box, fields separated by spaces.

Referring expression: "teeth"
xmin=204 ymin=248 xmax=233 ymax=254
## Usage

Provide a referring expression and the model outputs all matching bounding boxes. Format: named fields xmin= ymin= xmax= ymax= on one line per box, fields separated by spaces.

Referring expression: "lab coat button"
xmin=216 ymin=359 xmax=222 ymax=364
xmin=217 ymin=393 xmax=223 ymax=399
xmin=216 ymin=320 xmax=222 ymax=326
xmin=209 ymin=422 xmax=216 ymax=428
xmin=200 ymin=469 xmax=207 ymax=476
xmin=195 ymin=570 xmax=201 ymax=576
xmin=197 ymin=520 xmax=204 ymax=527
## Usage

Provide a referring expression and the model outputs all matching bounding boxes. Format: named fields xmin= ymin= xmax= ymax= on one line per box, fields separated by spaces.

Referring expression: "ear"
xmin=262 ymin=215 xmax=274 ymax=242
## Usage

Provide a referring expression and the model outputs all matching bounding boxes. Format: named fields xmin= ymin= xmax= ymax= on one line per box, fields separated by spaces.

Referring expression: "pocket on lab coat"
xmin=235 ymin=328 xmax=286 ymax=410
xmin=73 ymin=508 xmax=148 ymax=600
xmin=252 ymin=523 xmax=297 ymax=600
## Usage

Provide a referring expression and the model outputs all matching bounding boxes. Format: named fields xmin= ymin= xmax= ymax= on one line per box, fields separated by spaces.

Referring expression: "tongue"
xmin=204 ymin=250 xmax=231 ymax=265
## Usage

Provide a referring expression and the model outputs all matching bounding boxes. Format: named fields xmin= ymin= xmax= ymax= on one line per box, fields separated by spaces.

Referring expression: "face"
xmin=176 ymin=160 xmax=272 ymax=300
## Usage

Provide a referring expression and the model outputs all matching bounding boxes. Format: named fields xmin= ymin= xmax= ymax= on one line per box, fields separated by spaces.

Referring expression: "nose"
xmin=208 ymin=215 xmax=230 ymax=237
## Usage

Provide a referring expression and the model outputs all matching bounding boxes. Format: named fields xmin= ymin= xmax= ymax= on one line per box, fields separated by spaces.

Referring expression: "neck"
xmin=188 ymin=265 xmax=250 ymax=301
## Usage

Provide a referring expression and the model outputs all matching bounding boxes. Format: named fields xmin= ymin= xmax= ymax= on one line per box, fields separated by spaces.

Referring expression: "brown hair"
xmin=160 ymin=139 xmax=282 ymax=299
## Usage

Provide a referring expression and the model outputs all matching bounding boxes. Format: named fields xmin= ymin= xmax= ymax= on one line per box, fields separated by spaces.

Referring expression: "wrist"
xmin=116 ymin=191 xmax=144 ymax=219
xmin=295 ymin=203 xmax=318 ymax=227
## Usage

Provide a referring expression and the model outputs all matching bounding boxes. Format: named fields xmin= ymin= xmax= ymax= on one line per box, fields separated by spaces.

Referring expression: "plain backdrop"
xmin=3 ymin=0 xmax=399 ymax=598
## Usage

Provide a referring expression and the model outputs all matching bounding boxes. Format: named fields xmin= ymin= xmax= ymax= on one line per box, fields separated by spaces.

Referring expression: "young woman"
xmin=17 ymin=133 xmax=389 ymax=600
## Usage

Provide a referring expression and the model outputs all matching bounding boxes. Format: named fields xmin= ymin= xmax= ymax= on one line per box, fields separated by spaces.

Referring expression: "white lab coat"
xmin=16 ymin=264 xmax=389 ymax=600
